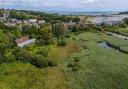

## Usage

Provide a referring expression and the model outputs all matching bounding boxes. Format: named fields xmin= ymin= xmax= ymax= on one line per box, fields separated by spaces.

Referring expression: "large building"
xmin=15 ymin=36 xmax=35 ymax=47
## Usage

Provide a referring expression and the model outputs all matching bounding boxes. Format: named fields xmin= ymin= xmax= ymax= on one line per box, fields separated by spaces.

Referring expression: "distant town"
xmin=1 ymin=9 xmax=128 ymax=48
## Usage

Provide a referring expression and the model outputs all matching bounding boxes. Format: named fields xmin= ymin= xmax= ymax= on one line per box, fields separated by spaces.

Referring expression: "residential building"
xmin=15 ymin=36 xmax=35 ymax=47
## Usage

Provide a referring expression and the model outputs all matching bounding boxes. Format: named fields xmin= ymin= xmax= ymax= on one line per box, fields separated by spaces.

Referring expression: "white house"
xmin=23 ymin=20 xmax=29 ymax=24
xmin=15 ymin=36 xmax=35 ymax=47
xmin=29 ymin=19 xmax=37 ymax=23
xmin=5 ymin=23 xmax=16 ymax=27
xmin=38 ymin=20 xmax=45 ymax=24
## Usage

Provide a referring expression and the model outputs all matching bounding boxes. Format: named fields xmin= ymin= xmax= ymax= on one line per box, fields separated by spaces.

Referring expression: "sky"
xmin=0 ymin=0 xmax=128 ymax=12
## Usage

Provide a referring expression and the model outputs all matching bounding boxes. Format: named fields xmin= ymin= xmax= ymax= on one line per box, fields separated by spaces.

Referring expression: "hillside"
xmin=119 ymin=11 xmax=128 ymax=14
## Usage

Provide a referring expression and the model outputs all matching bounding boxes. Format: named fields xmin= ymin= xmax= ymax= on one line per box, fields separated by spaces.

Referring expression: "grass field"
xmin=1 ymin=32 xmax=128 ymax=89
xmin=61 ymin=32 xmax=128 ymax=89
xmin=113 ymin=27 xmax=128 ymax=35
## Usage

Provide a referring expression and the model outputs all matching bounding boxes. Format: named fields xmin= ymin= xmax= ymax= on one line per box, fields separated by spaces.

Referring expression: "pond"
xmin=98 ymin=41 xmax=111 ymax=48
xmin=98 ymin=41 xmax=128 ymax=54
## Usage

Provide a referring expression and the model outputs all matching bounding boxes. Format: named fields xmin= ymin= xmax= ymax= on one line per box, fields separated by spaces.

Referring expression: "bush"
xmin=36 ymin=47 xmax=48 ymax=57
xmin=31 ymin=55 xmax=49 ymax=68
xmin=74 ymin=33 xmax=79 ymax=35
xmin=15 ymin=50 xmax=33 ymax=63
xmin=57 ymin=38 xmax=67 ymax=46
xmin=36 ymin=39 xmax=45 ymax=46
xmin=82 ymin=45 xmax=87 ymax=49
xmin=74 ymin=57 xmax=80 ymax=62
xmin=72 ymin=38 xmax=76 ymax=40
xmin=67 ymin=63 xmax=74 ymax=68
xmin=26 ymin=45 xmax=34 ymax=51
xmin=49 ymin=60 xmax=57 ymax=67
xmin=4 ymin=54 xmax=16 ymax=63
xmin=15 ymin=50 xmax=50 ymax=68
xmin=72 ymin=63 xmax=81 ymax=71
xmin=65 ymin=34 xmax=71 ymax=38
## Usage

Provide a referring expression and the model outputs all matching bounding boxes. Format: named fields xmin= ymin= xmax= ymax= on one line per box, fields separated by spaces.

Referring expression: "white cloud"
xmin=82 ymin=0 xmax=104 ymax=7
xmin=29 ymin=1 xmax=78 ymax=8
xmin=83 ymin=0 xmax=96 ymax=4
xmin=0 ymin=0 xmax=125 ymax=11
xmin=31 ymin=2 xmax=60 ymax=7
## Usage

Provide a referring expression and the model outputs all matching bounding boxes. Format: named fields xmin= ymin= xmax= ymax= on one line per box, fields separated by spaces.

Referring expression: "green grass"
xmin=113 ymin=27 xmax=128 ymax=35
xmin=0 ymin=40 xmax=79 ymax=89
xmin=1 ymin=32 xmax=128 ymax=89
xmin=0 ymin=62 xmax=47 ymax=89
xmin=75 ymin=32 xmax=128 ymax=51
xmin=61 ymin=32 xmax=128 ymax=89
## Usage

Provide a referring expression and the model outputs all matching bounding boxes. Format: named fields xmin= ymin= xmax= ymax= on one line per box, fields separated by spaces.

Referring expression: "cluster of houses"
xmin=0 ymin=10 xmax=46 ymax=47
xmin=0 ymin=18 xmax=46 ymax=27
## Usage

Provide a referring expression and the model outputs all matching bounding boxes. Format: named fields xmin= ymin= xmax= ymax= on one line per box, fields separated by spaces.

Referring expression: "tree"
xmin=41 ymin=24 xmax=53 ymax=45
xmin=57 ymin=37 xmax=67 ymax=46
xmin=12 ymin=29 xmax=22 ymax=38
xmin=0 ymin=30 xmax=10 ymax=59
xmin=0 ymin=11 xmax=3 ymax=17
xmin=52 ymin=23 xmax=66 ymax=37
xmin=15 ymin=49 xmax=50 ymax=68
xmin=73 ymin=17 xmax=80 ymax=22
xmin=123 ymin=18 xmax=128 ymax=25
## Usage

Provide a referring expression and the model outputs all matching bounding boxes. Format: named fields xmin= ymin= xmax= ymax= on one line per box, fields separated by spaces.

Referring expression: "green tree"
xmin=52 ymin=23 xmax=64 ymax=37
xmin=0 ymin=30 xmax=10 ymax=59
xmin=73 ymin=17 xmax=80 ymax=22
xmin=123 ymin=18 xmax=128 ymax=25
xmin=12 ymin=29 xmax=22 ymax=38
xmin=41 ymin=24 xmax=53 ymax=45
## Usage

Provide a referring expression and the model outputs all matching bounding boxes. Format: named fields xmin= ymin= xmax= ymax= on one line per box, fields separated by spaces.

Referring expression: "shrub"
xmin=4 ymin=54 xmax=16 ymax=63
xmin=36 ymin=47 xmax=48 ymax=57
xmin=49 ymin=60 xmax=57 ymax=67
xmin=72 ymin=38 xmax=76 ymax=40
xmin=57 ymin=38 xmax=67 ymax=46
xmin=15 ymin=50 xmax=50 ymax=68
xmin=15 ymin=50 xmax=33 ymax=63
xmin=65 ymin=34 xmax=71 ymax=38
xmin=74 ymin=33 xmax=78 ymax=35
xmin=26 ymin=45 xmax=34 ymax=51
xmin=74 ymin=57 xmax=80 ymax=62
xmin=72 ymin=63 xmax=81 ymax=71
xmin=31 ymin=55 xmax=49 ymax=68
xmin=82 ymin=45 xmax=87 ymax=49
xmin=67 ymin=63 xmax=74 ymax=68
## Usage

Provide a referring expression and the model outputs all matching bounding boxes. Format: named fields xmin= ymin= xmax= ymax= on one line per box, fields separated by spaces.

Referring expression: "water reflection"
xmin=98 ymin=41 xmax=111 ymax=48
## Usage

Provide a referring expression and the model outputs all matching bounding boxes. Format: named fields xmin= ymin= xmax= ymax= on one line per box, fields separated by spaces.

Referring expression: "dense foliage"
xmin=9 ymin=10 xmax=80 ymax=22
xmin=0 ymin=9 xmax=82 ymax=68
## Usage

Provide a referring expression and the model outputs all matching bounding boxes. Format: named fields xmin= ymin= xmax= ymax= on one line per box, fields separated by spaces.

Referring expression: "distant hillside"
xmin=119 ymin=11 xmax=128 ymax=14
xmin=0 ymin=9 xmax=80 ymax=22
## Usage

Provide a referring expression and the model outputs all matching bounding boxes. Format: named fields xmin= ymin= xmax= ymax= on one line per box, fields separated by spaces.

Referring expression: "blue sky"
xmin=0 ymin=0 xmax=128 ymax=11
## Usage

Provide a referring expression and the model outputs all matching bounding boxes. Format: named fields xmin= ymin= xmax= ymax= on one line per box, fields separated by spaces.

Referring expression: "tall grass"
xmin=61 ymin=32 xmax=128 ymax=89
xmin=48 ymin=41 xmax=80 ymax=61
